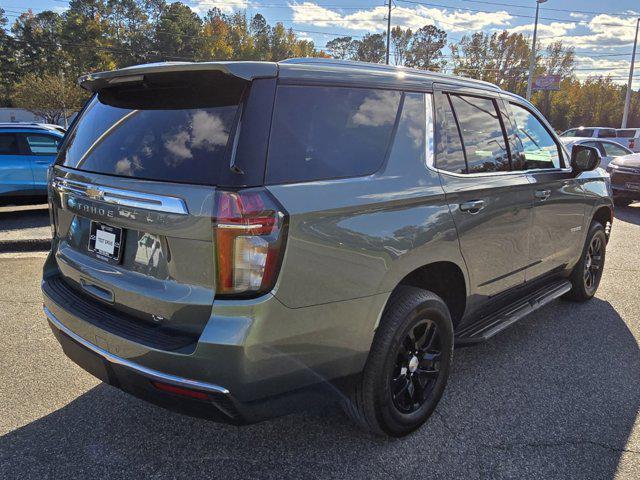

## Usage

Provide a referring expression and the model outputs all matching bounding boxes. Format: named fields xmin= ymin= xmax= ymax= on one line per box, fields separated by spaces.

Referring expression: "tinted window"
xmin=598 ymin=129 xmax=616 ymax=138
xmin=602 ymin=141 xmax=631 ymax=157
xmin=617 ymin=129 xmax=638 ymax=138
xmin=387 ymin=93 xmax=426 ymax=169
xmin=0 ymin=133 xmax=19 ymax=155
xmin=434 ymin=94 xmax=466 ymax=174
xmin=574 ymin=128 xmax=594 ymax=137
xmin=25 ymin=134 xmax=59 ymax=154
xmin=449 ymin=95 xmax=510 ymax=173
xmin=560 ymin=129 xmax=576 ymax=137
xmin=59 ymin=81 xmax=243 ymax=185
xmin=266 ymin=86 xmax=401 ymax=184
xmin=509 ymin=103 xmax=561 ymax=170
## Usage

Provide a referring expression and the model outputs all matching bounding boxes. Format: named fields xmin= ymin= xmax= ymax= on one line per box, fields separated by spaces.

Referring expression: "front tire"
xmin=564 ymin=221 xmax=607 ymax=302
xmin=343 ymin=287 xmax=453 ymax=437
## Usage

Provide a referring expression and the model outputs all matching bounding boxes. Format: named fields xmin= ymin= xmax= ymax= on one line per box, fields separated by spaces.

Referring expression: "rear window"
xmin=617 ymin=129 xmax=638 ymax=138
xmin=266 ymin=85 xmax=401 ymax=184
xmin=58 ymin=73 xmax=244 ymax=185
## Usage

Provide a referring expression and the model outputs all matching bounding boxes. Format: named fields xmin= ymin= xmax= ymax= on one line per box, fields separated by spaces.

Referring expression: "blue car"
xmin=0 ymin=123 xmax=64 ymax=199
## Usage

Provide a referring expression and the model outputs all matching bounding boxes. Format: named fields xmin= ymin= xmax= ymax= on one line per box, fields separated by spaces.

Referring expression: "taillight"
xmin=213 ymin=188 xmax=287 ymax=297
xmin=630 ymin=140 xmax=635 ymax=150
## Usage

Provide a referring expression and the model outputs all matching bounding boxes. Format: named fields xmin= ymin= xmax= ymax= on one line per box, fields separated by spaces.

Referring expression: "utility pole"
xmin=385 ymin=0 xmax=392 ymax=65
xmin=526 ymin=0 xmax=547 ymax=101
xmin=622 ymin=17 xmax=639 ymax=129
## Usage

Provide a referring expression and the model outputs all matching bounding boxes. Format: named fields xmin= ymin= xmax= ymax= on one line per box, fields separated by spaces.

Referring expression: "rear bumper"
xmin=45 ymin=306 xmax=346 ymax=424
xmin=42 ymin=265 xmax=388 ymax=421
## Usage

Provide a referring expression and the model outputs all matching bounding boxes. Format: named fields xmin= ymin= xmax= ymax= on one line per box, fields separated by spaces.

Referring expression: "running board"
xmin=455 ymin=280 xmax=572 ymax=346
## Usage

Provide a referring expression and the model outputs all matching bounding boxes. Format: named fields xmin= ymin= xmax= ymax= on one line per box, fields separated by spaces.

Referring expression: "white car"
xmin=560 ymin=137 xmax=633 ymax=168
xmin=560 ymin=126 xmax=617 ymax=139
xmin=615 ymin=128 xmax=640 ymax=153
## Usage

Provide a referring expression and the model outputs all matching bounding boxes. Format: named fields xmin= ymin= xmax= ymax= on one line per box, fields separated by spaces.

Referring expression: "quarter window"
xmin=266 ymin=86 xmax=401 ymax=184
xmin=449 ymin=94 xmax=510 ymax=173
xmin=386 ymin=92 xmax=427 ymax=170
xmin=0 ymin=133 xmax=20 ymax=155
xmin=509 ymin=103 xmax=561 ymax=170
xmin=25 ymin=134 xmax=59 ymax=154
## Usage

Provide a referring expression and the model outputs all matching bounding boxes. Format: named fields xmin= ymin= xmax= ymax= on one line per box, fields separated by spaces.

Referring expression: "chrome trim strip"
xmin=44 ymin=306 xmax=230 ymax=395
xmin=52 ymin=178 xmax=188 ymax=215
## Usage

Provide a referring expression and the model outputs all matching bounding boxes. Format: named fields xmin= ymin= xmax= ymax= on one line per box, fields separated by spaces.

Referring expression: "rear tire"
xmin=564 ymin=221 xmax=606 ymax=302
xmin=342 ymin=287 xmax=453 ymax=437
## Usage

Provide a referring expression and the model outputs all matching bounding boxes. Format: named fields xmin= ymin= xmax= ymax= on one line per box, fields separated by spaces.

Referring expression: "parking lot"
xmin=0 ymin=205 xmax=638 ymax=479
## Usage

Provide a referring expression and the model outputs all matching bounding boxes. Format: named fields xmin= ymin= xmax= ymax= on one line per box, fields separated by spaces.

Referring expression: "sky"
xmin=3 ymin=0 xmax=640 ymax=88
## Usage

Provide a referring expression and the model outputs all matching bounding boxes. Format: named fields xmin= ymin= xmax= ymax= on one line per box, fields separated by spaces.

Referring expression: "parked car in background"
xmin=0 ymin=123 xmax=63 ymax=199
xmin=560 ymin=126 xmax=617 ymax=139
xmin=614 ymin=128 xmax=640 ymax=153
xmin=606 ymin=152 xmax=640 ymax=206
xmin=560 ymin=137 xmax=632 ymax=168
xmin=43 ymin=59 xmax=612 ymax=437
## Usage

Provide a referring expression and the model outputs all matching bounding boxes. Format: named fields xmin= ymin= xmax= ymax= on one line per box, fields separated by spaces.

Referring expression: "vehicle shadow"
xmin=1 ymin=299 xmax=638 ymax=479
xmin=614 ymin=203 xmax=640 ymax=225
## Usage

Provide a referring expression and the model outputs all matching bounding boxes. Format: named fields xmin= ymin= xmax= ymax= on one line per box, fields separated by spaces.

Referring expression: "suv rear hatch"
xmin=46 ymin=65 xmax=277 ymax=346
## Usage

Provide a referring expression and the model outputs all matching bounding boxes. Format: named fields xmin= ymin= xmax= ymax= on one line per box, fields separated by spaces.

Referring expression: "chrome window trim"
xmin=51 ymin=177 xmax=189 ymax=215
xmin=44 ymin=306 xmax=230 ymax=395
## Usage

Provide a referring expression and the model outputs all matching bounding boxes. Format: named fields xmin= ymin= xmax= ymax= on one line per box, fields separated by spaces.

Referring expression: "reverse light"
xmin=213 ymin=189 xmax=287 ymax=297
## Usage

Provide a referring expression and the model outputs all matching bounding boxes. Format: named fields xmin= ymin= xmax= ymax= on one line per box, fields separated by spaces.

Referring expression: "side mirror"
xmin=571 ymin=145 xmax=600 ymax=173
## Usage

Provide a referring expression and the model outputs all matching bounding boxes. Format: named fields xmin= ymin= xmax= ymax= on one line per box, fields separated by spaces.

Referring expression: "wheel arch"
xmin=382 ymin=261 xmax=467 ymax=328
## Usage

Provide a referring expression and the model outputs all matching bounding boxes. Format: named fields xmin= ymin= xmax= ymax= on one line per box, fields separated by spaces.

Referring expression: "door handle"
xmin=459 ymin=200 xmax=485 ymax=214
xmin=535 ymin=189 xmax=551 ymax=200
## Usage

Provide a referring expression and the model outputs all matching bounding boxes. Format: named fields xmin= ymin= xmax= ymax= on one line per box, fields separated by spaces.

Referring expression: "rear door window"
xmin=617 ymin=129 xmax=638 ymax=138
xmin=25 ymin=134 xmax=59 ymax=154
xmin=602 ymin=141 xmax=631 ymax=157
xmin=574 ymin=129 xmax=594 ymax=137
xmin=0 ymin=133 xmax=20 ymax=155
xmin=58 ymin=74 xmax=245 ymax=185
xmin=449 ymin=94 xmax=510 ymax=173
xmin=266 ymin=85 xmax=401 ymax=184
xmin=598 ymin=129 xmax=616 ymax=138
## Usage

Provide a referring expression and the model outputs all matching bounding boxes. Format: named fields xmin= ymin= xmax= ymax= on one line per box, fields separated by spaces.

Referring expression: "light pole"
xmin=621 ymin=17 xmax=639 ymax=129
xmin=526 ymin=0 xmax=547 ymax=101
xmin=385 ymin=0 xmax=392 ymax=65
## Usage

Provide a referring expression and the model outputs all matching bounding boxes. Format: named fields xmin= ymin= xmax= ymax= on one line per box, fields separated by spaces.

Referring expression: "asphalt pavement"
xmin=0 ymin=206 xmax=638 ymax=479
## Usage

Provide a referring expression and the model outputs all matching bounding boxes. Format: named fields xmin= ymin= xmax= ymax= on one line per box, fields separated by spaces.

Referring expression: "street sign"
xmin=533 ymin=74 xmax=561 ymax=91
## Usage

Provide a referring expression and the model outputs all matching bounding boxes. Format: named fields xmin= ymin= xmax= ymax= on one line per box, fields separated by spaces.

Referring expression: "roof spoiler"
xmin=78 ymin=61 xmax=279 ymax=92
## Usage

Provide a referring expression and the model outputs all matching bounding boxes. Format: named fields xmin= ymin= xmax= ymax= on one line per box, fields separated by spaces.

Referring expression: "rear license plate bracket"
xmin=88 ymin=221 xmax=124 ymax=262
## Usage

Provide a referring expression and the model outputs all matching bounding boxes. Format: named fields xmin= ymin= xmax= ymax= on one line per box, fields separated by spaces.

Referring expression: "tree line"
xmin=0 ymin=1 xmax=638 ymax=129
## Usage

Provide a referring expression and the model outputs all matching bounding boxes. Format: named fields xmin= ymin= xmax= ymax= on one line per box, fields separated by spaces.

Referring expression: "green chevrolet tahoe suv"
xmin=42 ymin=59 xmax=613 ymax=437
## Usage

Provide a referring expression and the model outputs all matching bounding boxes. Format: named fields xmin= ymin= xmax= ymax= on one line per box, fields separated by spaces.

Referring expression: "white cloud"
xmin=289 ymin=2 xmax=512 ymax=33
xmin=509 ymin=21 xmax=576 ymax=39
xmin=560 ymin=15 xmax=639 ymax=49
xmin=190 ymin=0 xmax=252 ymax=15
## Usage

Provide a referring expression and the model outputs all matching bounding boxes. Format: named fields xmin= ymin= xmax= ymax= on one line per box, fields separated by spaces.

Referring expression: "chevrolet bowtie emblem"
xmin=85 ymin=187 xmax=104 ymax=200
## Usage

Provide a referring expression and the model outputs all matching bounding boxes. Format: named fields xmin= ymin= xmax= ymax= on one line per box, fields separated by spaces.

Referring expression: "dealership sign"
xmin=533 ymin=74 xmax=561 ymax=91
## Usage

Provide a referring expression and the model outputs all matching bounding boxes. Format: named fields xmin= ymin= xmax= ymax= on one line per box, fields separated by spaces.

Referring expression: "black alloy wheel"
xmin=391 ymin=319 xmax=441 ymax=414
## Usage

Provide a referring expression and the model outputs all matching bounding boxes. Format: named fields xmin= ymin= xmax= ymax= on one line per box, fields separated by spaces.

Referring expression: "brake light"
xmin=630 ymin=139 xmax=635 ymax=150
xmin=213 ymin=189 xmax=287 ymax=296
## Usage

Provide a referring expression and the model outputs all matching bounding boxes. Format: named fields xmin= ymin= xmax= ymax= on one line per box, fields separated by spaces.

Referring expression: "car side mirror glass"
xmin=571 ymin=145 xmax=600 ymax=173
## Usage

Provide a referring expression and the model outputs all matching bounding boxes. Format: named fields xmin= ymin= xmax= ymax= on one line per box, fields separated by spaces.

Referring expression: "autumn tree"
xmin=326 ymin=36 xmax=355 ymax=59
xmin=13 ymin=73 xmax=88 ymax=125
xmin=353 ymin=33 xmax=385 ymax=63
xmin=390 ymin=27 xmax=412 ymax=65
xmin=153 ymin=2 xmax=203 ymax=61
xmin=405 ymin=25 xmax=446 ymax=71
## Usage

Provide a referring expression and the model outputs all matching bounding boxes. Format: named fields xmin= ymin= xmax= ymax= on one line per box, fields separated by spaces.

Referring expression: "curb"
xmin=0 ymin=238 xmax=51 ymax=253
